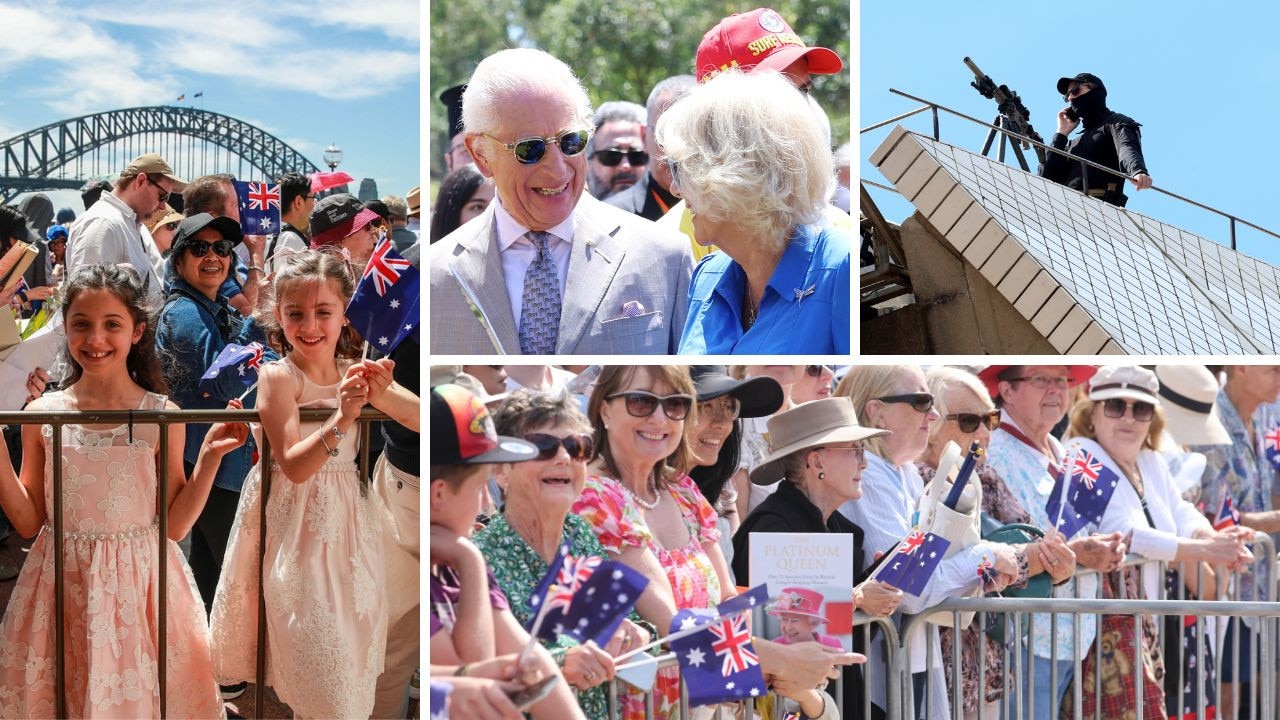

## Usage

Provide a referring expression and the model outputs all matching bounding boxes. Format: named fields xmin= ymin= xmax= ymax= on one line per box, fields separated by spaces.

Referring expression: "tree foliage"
xmin=428 ymin=0 xmax=851 ymax=183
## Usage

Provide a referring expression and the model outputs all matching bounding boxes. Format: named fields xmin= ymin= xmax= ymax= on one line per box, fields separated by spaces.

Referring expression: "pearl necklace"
xmin=628 ymin=479 xmax=662 ymax=511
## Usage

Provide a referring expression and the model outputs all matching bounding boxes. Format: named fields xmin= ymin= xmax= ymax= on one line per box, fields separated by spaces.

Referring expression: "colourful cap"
xmin=695 ymin=8 xmax=842 ymax=83
xmin=431 ymin=384 xmax=538 ymax=465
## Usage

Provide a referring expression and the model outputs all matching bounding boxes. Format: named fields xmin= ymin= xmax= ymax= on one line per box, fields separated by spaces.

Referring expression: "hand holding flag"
xmin=233 ymin=180 xmax=281 ymax=236
xmin=200 ymin=342 xmax=267 ymax=393
xmin=1045 ymin=447 xmax=1121 ymax=540
xmin=874 ymin=530 xmax=951 ymax=596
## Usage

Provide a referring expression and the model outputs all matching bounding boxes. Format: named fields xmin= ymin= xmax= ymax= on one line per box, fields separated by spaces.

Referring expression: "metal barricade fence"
xmin=599 ymin=611 xmax=900 ymax=719
xmin=0 ymin=406 xmax=389 ymax=719
xmin=889 ymin=533 xmax=1279 ymax=720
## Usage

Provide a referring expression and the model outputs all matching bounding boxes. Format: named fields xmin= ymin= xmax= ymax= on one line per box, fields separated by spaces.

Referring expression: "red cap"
xmin=978 ymin=365 xmax=1098 ymax=400
xmin=695 ymin=8 xmax=843 ymax=83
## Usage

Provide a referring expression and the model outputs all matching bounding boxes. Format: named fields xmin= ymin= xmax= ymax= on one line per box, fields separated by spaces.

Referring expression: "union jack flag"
xmin=875 ymin=530 xmax=950 ymax=596
xmin=709 ymin=614 xmax=758 ymax=676
xmin=233 ymin=180 xmax=281 ymax=235
xmin=544 ymin=554 xmax=602 ymax=613
xmin=245 ymin=182 xmax=281 ymax=211
xmin=362 ymin=235 xmax=412 ymax=297
xmin=899 ymin=530 xmax=926 ymax=555
xmin=1214 ymin=494 xmax=1241 ymax=531
xmin=1071 ymin=453 xmax=1103 ymax=490
xmin=977 ymin=556 xmax=999 ymax=594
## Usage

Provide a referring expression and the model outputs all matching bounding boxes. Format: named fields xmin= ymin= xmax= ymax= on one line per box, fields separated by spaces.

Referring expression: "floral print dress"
xmin=573 ymin=473 xmax=722 ymax=718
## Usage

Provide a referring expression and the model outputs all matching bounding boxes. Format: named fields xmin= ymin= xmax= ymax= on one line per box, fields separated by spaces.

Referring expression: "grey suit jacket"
xmin=428 ymin=194 xmax=693 ymax=354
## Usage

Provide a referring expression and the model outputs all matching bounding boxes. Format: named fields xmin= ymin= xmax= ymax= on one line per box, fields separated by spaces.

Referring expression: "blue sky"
xmin=0 ymin=0 xmax=420 ymax=210
xmin=861 ymin=3 xmax=1280 ymax=267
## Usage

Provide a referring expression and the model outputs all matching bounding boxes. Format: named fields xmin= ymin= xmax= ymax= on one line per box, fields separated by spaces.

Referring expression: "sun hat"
xmin=1154 ymin=366 xmax=1230 ymax=446
xmin=689 ymin=365 xmax=783 ymax=419
xmin=977 ymin=365 xmax=1097 ymax=399
xmin=750 ymin=396 xmax=888 ymax=485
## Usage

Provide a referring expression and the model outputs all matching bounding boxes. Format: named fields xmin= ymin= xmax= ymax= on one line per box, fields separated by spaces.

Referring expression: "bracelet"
xmin=319 ymin=429 xmax=339 ymax=457
xmin=454 ymin=663 xmax=470 ymax=677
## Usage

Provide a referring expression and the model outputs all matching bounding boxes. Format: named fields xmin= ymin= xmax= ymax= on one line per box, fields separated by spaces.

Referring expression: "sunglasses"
xmin=145 ymin=174 xmax=170 ymax=203
xmin=607 ymin=391 xmax=693 ymax=421
xmin=524 ymin=433 xmax=594 ymax=461
xmin=1102 ymin=398 xmax=1155 ymax=421
xmin=1064 ymin=83 xmax=1091 ymax=101
xmin=595 ymin=148 xmax=649 ymax=167
xmin=946 ymin=411 xmax=1001 ymax=434
xmin=481 ymin=129 xmax=591 ymax=166
xmin=876 ymin=392 xmax=935 ymax=413
xmin=187 ymin=239 xmax=236 ymax=258
xmin=805 ymin=365 xmax=831 ymax=377
xmin=698 ymin=395 xmax=741 ymax=423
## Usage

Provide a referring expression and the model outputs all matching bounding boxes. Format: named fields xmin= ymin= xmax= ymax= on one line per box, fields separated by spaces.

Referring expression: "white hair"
xmin=655 ymin=69 xmax=832 ymax=250
xmin=461 ymin=49 xmax=594 ymax=138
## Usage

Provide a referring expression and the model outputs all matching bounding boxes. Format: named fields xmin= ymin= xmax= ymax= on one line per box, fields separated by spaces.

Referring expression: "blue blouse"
xmin=677 ymin=223 xmax=850 ymax=354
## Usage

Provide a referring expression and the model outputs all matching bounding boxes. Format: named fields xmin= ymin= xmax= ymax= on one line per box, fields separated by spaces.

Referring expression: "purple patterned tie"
xmin=518 ymin=231 xmax=562 ymax=354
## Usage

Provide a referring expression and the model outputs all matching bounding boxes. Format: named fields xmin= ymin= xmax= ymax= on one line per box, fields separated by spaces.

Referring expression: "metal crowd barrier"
xmin=0 ymin=406 xmax=389 ymax=719
xmin=889 ymin=533 xmax=1279 ymax=720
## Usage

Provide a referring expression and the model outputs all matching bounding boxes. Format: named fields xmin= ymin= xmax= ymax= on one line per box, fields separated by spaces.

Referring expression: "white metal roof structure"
xmin=870 ymin=125 xmax=1278 ymax=354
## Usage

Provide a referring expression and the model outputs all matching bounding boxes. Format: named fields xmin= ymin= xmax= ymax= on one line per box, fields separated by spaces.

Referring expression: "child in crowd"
xmin=769 ymin=587 xmax=844 ymax=650
xmin=0 ymin=264 xmax=246 ymax=717
xmin=209 ymin=250 xmax=394 ymax=719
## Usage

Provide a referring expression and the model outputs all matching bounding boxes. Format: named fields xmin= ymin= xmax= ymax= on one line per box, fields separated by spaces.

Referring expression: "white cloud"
xmin=166 ymin=42 xmax=417 ymax=99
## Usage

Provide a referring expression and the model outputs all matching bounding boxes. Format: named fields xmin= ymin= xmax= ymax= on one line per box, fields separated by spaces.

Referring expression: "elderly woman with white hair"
xmin=916 ymin=367 xmax=1075 ymax=720
xmin=656 ymin=70 xmax=850 ymax=354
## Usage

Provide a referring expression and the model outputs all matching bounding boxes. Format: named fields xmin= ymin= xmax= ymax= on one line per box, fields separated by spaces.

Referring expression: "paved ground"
xmin=0 ymin=530 xmax=295 ymax=718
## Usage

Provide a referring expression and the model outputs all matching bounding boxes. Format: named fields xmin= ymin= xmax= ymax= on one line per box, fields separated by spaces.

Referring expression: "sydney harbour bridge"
xmin=0 ymin=105 xmax=321 ymax=204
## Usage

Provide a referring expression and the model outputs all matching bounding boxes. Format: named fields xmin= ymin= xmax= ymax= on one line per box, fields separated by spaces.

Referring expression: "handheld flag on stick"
xmin=667 ymin=585 xmax=769 ymax=706
xmin=1045 ymin=447 xmax=1121 ymax=540
xmin=977 ymin=556 xmax=1000 ymax=594
xmin=345 ymin=235 xmax=419 ymax=354
xmin=874 ymin=530 xmax=951 ymax=597
xmin=524 ymin=539 xmax=649 ymax=650
xmin=233 ymin=180 xmax=281 ymax=236
xmin=1214 ymin=494 xmax=1241 ymax=531
xmin=199 ymin=342 xmax=266 ymax=392
xmin=614 ymin=583 xmax=770 ymax=665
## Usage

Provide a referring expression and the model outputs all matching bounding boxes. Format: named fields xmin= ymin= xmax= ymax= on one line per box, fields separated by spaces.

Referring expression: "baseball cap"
xmin=695 ymin=8 xmax=843 ymax=83
xmin=45 ymin=224 xmax=69 ymax=243
xmin=309 ymin=193 xmax=380 ymax=249
xmin=431 ymin=384 xmax=538 ymax=465
xmin=1056 ymin=72 xmax=1106 ymax=97
xmin=123 ymin=153 xmax=188 ymax=191
xmin=170 ymin=213 xmax=244 ymax=255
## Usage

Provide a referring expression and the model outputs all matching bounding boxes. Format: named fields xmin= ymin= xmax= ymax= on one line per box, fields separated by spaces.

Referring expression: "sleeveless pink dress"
xmin=210 ymin=358 xmax=388 ymax=719
xmin=0 ymin=390 xmax=224 ymax=718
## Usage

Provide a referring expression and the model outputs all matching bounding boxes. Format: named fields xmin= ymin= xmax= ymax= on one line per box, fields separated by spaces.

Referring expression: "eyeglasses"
xmin=819 ymin=444 xmax=865 ymax=461
xmin=805 ymin=365 xmax=831 ymax=377
xmin=876 ymin=393 xmax=935 ymax=413
xmin=1102 ymin=398 xmax=1155 ymax=421
xmin=946 ymin=411 xmax=1001 ymax=434
xmin=698 ymin=395 xmax=741 ymax=423
xmin=524 ymin=433 xmax=595 ymax=461
xmin=1064 ymin=83 xmax=1091 ymax=101
xmin=187 ymin=239 xmax=236 ymax=258
xmin=1008 ymin=375 xmax=1071 ymax=390
xmin=145 ymin=175 xmax=171 ymax=203
xmin=594 ymin=148 xmax=649 ymax=167
xmin=480 ymin=129 xmax=591 ymax=166
xmin=606 ymin=391 xmax=693 ymax=421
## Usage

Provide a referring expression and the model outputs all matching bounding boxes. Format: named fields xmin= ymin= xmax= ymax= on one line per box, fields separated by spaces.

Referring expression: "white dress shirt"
xmin=493 ymin=198 xmax=574 ymax=328
xmin=66 ymin=192 xmax=163 ymax=302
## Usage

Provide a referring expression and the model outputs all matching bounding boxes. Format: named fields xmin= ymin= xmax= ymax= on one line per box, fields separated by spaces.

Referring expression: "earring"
xmin=817 ymin=472 xmax=826 ymax=480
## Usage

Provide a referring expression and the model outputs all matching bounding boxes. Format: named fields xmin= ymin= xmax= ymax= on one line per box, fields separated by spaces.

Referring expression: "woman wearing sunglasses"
xmin=836 ymin=365 xmax=1021 ymax=719
xmin=155 ymin=213 xmax=278 ymax=622
xmin=656 ymin=70 xmax=849 ymax=354
xmin=1061 ymin=366 xmax=1253 ymax=718
xmin=917 ymin=367 xmax=1076 ymax=720
xmin=473 ymin=389 xmax=651 ymax=720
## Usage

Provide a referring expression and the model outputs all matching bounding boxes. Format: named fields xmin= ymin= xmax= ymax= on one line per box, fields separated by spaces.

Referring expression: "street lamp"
xmin=323 ymin=143 xmax=343 ymax=172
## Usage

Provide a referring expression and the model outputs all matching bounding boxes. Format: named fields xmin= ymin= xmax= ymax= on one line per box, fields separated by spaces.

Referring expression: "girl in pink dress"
xmin=210 ymin=251 xmax=392 ymax=719
xmin=0 ymin=264 xmax=247 ymax=718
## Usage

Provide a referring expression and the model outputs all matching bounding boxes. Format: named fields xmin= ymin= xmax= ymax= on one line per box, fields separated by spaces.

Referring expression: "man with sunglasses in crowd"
xmin=981 ymin=364 xmax=1129 ymax=719
xmin=1191 ymin=365 xmax=1280 ymax=718
xmin=586 ymin=101 xmax=648 ymax=200
xmin=1039 ymin=72 xmax=1153 ymax=207
xmin=429 ymin=48 xmax=692 ymax=355
xmin=67 ymin=152 xmax=187 ymax=303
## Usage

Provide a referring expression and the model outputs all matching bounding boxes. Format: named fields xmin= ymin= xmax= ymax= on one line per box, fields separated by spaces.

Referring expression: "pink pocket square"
xmin=620 ymin=300 xmax=646 ymax=318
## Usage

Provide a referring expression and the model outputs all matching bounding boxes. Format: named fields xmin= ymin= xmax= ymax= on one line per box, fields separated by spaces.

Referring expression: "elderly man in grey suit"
xmin=429 ymin=48 xmax=693 ymax=355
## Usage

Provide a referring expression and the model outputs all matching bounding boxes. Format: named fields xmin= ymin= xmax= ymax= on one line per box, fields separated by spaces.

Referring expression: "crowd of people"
xmin=430 ymin=363 xmax=1280 ymax=720
xmin=427 ymin=7 xmax=854 ymax=355
xmin=0 ymin=152 xmax=425 ymax=719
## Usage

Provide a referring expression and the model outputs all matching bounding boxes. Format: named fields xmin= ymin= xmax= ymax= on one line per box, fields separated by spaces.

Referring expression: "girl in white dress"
xmin=210 ymin=251 xmax=394 ymax=718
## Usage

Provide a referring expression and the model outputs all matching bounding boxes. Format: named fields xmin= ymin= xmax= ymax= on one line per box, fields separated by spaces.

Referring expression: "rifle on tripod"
xmin=963 ymin=56 xmax=1046 ymax=171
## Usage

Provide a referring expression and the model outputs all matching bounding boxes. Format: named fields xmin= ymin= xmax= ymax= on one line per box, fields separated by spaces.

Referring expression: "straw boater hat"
xmin=749 ymin=397 xmax=888 ymax=485
xmin=1153 ymin=366 xmax=1230 ymax=446
xmin=767 ymin=587 xmax=828 ymax=622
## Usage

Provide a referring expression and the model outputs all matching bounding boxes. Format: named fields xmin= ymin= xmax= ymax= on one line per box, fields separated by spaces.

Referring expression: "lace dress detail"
xmin=210 ymin=357 xmax=389 ymax=719
xmin=0 ymin=391 xmax=224 ymax=719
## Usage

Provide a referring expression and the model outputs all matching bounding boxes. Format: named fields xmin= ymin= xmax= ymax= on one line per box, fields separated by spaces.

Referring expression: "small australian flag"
xmin=1045 ymin=449 xmax=1120 ymax=540
xmin=233 ymin=180 xmax=281 ymax=236
xmin=875 ymin=530 xmax=951 ymax=597
xmin=1263 ymin=426 xmax=1280 ymax=470
xmin=1214 ymin=494 xmax=1241 ymax=531
xmin=669 ymin=589 xmax=768 ymax=706
xmin=527 ymin=543 xmax=648 ymax=648
xmin=345 ymin=235 xmax=419 ymax=353
xmin=199 ymin=341 xmax=266 ymax=391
